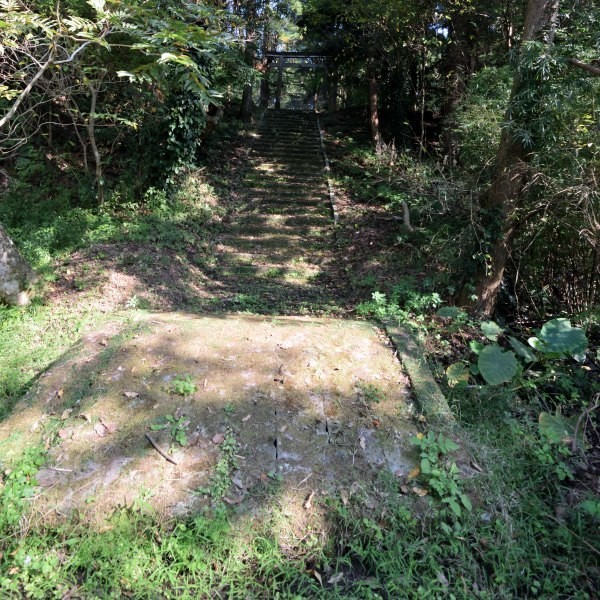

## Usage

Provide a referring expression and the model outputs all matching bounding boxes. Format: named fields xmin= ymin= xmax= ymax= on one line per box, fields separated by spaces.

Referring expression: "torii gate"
xmin=265 ymin=52 xmax=328 ymax=110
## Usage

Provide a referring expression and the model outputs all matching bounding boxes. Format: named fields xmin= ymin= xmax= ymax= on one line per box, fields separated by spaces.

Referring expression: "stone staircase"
xmin=210 ymin=110 xmax=336 ymax=313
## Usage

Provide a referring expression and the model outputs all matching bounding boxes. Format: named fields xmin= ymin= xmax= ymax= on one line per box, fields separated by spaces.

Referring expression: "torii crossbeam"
xmin=265 ymin=52 xmax=328 ymax=109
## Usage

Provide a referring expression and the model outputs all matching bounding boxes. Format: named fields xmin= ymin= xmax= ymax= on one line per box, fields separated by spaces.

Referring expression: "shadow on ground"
xmin=0 ymin=312 xmax=417 ymax=536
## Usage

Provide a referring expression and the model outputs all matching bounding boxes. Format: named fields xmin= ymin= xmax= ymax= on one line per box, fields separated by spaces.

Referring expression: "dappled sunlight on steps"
xmin=199 ymin=110 xmax=337 ymax=314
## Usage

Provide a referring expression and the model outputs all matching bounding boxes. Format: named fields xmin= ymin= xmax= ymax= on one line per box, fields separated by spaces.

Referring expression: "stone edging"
xmin=316 ymin=114 xmax=339 ymax=225
xmin=385 ymin=323 xmax=455 ymax=425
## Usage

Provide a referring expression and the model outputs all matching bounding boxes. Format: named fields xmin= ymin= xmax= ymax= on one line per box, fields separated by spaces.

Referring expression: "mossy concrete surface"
xmin=385 ymin=324 xmax=455 ymax=425
xmin=0 ymin=312 xmax=419 ymax=527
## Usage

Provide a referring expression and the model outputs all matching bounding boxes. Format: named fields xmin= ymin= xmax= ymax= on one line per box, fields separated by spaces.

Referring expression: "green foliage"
xmin=464 ymin=319 xmax=589 ymax=388
xmin=538 ymin=412 xmax=584 ymax=450
xmin=454 ymin=66 xmax=513 ymax=172
xmin=197 ymin=430 xmax=238 ymax=503
xmin=0 ymin=446 xmax=46 ymax=533
xmin=170 ymin=375 xmax=197 ymax=397
xmin=529 ymin=318 xmax=588 ymax=358
xmin=477 ymin=343 xmax=518 ymax=385
xmin=150 ymin=414 xmax=189 ymax=447
xmin=357 ymin=280 xmax=442 ymax=325
xmin=410 ymin=431 xmax=472 ymax=519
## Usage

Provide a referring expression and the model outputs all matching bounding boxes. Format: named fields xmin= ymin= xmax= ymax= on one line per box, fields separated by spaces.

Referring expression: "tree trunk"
xmin=461 ymin=0 xmax=561 ymax=316
xmin=368 ymin=73 xmax=381 ymax=146
xmin=240 ymin=18 xmax=256 ymax=122
xmin=86 ymin=82 xmax=104 ymax=205
xmin=259 ymin=23 xmax=270 ymax=109
xmin=329 ymin=71 xmax=338 ymax=114
xmin=0 ymin=224 xmax=37 ymax=306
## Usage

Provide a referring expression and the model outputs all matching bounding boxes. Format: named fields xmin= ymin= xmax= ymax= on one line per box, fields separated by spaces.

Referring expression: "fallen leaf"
xmin=94 ymin=422 xmax=107 ymax=437
xmin=57 ymin=388 xmax=64 ymax=399
xmin=101 ymin=420 xmax=117 ymax=434
xmin=437 ymin=572 xmax=449 ymax=587
xmin=279 ymin=425 xmax=288 ymax=433
xmin=30 ymin=421 xmax=39 ymax=433
xmin=470 ymin=460 xmax=484 ymax=473
xmin=399 ymin=484 xmax=409 ymax=494
xmin=212 ymin=433 xmax=225 ymax=444
xmin=364 ymin=497 xmax=376 ymax=509
xmin=223 ymin=493 xmax=245 ymax=505
xmin=328 ymin=572 xmax=344 ymax=585
xmin=303 ymin=491 xmax=315 ymax=510
xmin=372 ymin=419 xmax=380 ymax=428
xmin=242 ymin=414 xmax=252 ymax=422
xmin=61 ymin=408 xmax=73 ymax=420
xmin=307 ymin=569 xmax=322 ymax=585
xmin=123 ymin=391 xmax=139 ymax=399
xmin=58 ymin=428 xmax=71 ymax=440
xmin=411 ymin=486 xmax=429 ymax=497
xmin=99 ymin=339 xmax=108 ymax=346
xmin=260 ymin=473 xmax=269 ymax=482
xmin=340 ymin=489 xmax=349 ymax=506
xmin=407 ymin=466 xmax=421 ymax=480
xmin=79 ymin=413 xmax=91 ymax=423
xmin=358 ymin=435 xmax=366 ymax=450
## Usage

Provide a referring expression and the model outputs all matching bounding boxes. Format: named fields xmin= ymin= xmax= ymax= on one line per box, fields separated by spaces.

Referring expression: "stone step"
xmin=219 ymin=239 xmax=318 ymax=254
xmin=253 ymin=134 xmax=320 ymax=141
xmin=237 ymin=213 xmax=331 ymax=228
xmin=244 ymin=175 xmax=325 ymax=186
xmin=252 ymin=144 xmax=322 ymax=161
xmin=242 ymin=191 xmax=326 ymax=202
xmin=251 ymin=203 xmax=330 ymax=216
xmin=225 ymin=223 xmax=327 ymax=239
xmin=245 ymin=171 xmax=325 ymax=187
xmin=252 ymin=141 xmax=321 ymax=152
xmin=215 ymin=245 xmax=319 ymax=263
xmin=216 ymin=261 xmax=320 ymax=279
xmin=247 ymin=165 xmax=324 ymax=174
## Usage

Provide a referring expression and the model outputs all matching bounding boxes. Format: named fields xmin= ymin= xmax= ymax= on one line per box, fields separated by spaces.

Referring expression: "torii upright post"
xmin=275 ymin=56 xmax=284 ymax=109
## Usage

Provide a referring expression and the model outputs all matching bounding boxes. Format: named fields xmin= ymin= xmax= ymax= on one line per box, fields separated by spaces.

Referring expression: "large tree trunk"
xmin=461 ymin=0 xmax=561 ymax=316
xmin=0 ymin=224 xmax=37 ymax=306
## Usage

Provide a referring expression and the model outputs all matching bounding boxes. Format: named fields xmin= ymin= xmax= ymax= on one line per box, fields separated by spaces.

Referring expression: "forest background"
xmin=0 ymin=0 xmax=599 ymax=597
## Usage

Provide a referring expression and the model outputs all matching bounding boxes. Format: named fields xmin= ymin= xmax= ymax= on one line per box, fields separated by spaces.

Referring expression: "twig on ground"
xmin=145 ymin=433 xmax=178 ymax=465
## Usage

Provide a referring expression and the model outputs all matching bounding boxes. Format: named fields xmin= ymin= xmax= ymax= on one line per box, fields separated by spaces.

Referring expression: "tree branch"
xmin=0 ymin=51 xmax=54 ymax=130
xmin=568 ymin=57 xmax=600 ymax=77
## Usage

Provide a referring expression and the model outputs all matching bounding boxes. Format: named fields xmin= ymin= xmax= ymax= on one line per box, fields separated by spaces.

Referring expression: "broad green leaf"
xmin=537 ymin=318 xmax=588 ymax=356
xmin=469 ymin=340 xmax=484 ymax=354
xmin=478 ymin=344 xmax=517 ymax=385
xmin=539 ymin=412 xmax=585 ymax=448
xmin=436 ymin=306 xmax=463 ymax=319
xmin=508 ymin=336 xmax=536 ymax=362
xmin=446 ymin=498 xmax=462 ymax=516
xmin=460 ymin=493 xmax=472 ymax=512
xmin=580 ymin=499 xmax=600 ymax=517
xmin=481 ymin=320 xmax=503 ymax=341
xmin=446 ymin=362 xmax=469 ymax=387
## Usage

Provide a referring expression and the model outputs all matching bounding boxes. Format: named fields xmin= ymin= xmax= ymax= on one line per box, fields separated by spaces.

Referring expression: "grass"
xmin=1 ymin=116 xmax=598 ymax=598
xmin=0 ymin=300 xmax=104 ymax=420
xmin=1 ymin=427 xmax=597 ymax=598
